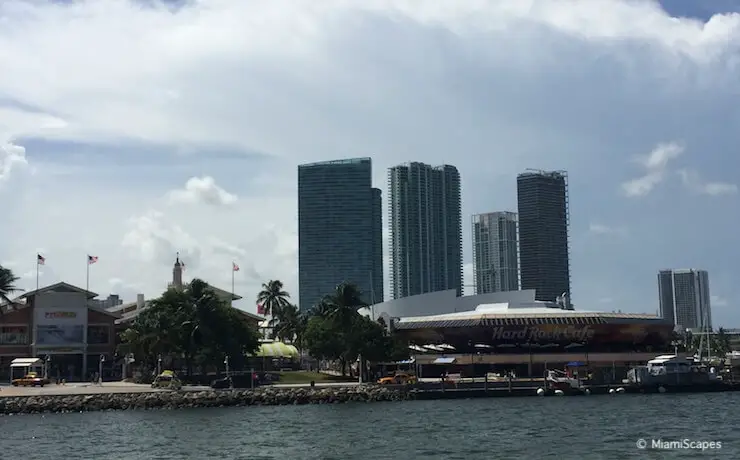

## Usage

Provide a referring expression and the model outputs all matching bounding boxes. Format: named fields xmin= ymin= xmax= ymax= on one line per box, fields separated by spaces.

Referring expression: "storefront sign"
xmin=491 ymin=325 xmax=596 ymax=342
xmin=35 ymin=307 xmax=87 ymax=346
xmin=44 ymin=311 xmax=77 ymax=319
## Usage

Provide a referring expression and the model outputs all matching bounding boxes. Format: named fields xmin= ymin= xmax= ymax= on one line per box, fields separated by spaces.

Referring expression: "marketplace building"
xmin=0 ymin=282 xmax=118 ymax=381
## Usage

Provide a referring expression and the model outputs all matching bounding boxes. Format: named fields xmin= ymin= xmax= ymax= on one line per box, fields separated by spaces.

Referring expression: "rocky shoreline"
xmin=0 ymin=385 xmax=412 ymax=415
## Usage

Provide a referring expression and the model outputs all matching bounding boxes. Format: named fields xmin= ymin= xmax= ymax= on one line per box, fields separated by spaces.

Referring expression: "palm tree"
xmin=0 ymin=265 xmax=22 ymax=315
xmin=271 ymin=303 xmax=301 ymax=343
xmin=256 ymin=280 xmax=291 ymax=317
xmin=323 ymin=282 xmax=367 ymax=328
xmin=309 ymin=301 xmax=333 ymax=318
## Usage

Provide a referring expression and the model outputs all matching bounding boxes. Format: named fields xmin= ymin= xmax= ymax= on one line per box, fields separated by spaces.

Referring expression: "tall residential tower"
xmin=388 ymin=162 xmax=462 ymax=299
xmin=472 ymin=211 xmax=519 ymax=294
xmin=516 ymin=170 xmax=571 ymax=303
xmin=658 ymin=269 xmax=712 ymax=330
xmin=298 ymin=158 xmax=383 ymax=310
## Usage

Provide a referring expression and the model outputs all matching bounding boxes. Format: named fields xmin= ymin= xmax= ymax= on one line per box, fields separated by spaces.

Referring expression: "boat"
xmin=625 ymin=354 xmax=727 ymax=393
xmin=545 ymin=361 xmax=589 ymax=393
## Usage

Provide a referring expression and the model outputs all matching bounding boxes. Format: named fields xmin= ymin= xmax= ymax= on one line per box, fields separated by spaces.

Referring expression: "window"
xmin=87 ymin=325 xmax=110 ymax=345
xmin=0 ymin=326 xmax=28 ymax=345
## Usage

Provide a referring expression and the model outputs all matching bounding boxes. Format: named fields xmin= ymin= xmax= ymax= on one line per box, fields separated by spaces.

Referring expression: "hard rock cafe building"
xmin=391 ymin=301 xmax=675 ymax=381
xmin=0 ymin=282 xmax=119 ymax=381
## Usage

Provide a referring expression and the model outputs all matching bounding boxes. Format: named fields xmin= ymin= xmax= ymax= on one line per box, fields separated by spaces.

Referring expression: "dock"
xmin=395 ymin=379 xmax=740 ymax=399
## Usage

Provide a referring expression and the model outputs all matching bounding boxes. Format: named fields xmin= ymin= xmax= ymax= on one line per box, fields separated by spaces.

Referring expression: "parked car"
xmin=377 ymin=372 xmax=417 ymax=385
xmin=12 ymin=372 xmax=50 ymax=387
xmin=151 ymin=370 xmax=182 ymax=390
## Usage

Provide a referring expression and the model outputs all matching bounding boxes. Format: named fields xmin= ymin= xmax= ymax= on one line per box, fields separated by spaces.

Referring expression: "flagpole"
xmin=231 ymin=266 xmax=235 ymax=307
xmin=86 ymin=256 xmax=90 ymax=295
xmin=36 ymin=257 xmax=39 ymax=292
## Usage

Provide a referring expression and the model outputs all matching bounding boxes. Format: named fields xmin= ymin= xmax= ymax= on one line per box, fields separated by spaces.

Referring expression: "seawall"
xmin=0 ymin=386 xmax=412 ymax=415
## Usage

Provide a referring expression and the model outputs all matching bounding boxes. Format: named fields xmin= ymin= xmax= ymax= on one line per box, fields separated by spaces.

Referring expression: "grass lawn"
xmin=277 ymin=371 xmax=357 ymax=384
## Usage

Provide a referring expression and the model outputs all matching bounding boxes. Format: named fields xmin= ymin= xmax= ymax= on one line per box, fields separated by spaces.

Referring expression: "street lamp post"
xmin=98 ymin=355 xmax=105 ymax=386
xmin=157 ymin=354 xmax=162 ymax=375
xmin=224 ymin=356 xmax=232 ymax=389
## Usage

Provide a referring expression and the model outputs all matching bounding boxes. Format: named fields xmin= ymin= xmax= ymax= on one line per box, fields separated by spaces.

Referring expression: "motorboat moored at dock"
xmin=624 ymin=354 xmax=731 ymax=393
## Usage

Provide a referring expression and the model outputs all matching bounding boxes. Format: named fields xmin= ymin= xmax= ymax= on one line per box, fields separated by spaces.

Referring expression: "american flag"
xmin=87 ymin=255 xmax=98 ymax=265
xmin=232 ymin=262 xmax=240 ymax=272
xmin=37 ymin=254 xmax=45 ymax=265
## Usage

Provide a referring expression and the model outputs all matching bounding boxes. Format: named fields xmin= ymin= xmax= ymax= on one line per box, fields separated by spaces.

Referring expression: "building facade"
xmin=658 ymin=269 xmax=712 ymax=330
xmin=516 ymin=170 xmax=571 ymax=303
xmin=298 ymin=158 xmax=383 ymax=310
xmin=89 ymin=294 xmax=122 ymax=309
xmin=472 ymin=211 xmax=519 ymax=294
xmin=388 ymin=162 xmax=462 ymax=300
xmin=0 ymin=282 xmax=119 ymax=381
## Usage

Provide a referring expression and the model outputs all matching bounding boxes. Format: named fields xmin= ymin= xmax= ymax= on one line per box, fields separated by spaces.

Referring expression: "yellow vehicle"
xmin=151 ymin=370 xmax=182 ymax=390
xmin=12 ymin=372 xmax=50 ymax=387
xmin=377 ymin=372 xmax=418 ymax=385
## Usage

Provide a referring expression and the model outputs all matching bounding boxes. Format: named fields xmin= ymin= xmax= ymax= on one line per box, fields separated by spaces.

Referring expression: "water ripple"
xmin=1 ymin=393 xmax=737 ymax=459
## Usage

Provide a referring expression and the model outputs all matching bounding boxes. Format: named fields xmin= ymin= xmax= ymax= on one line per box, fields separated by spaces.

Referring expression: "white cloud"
xmin=121 ymin=210 xmax=202 ymax=268
xmin=711 ymin=295 xmax=729 ymax=308
xmin=638 ymin=142 xmax=684 ymax=171
xmin=621 ymin=142 xmax=683 ymax=197
xmin=167 ymin=176 xmax=237 ymax=206
xmin=678 ymin=169 xmax=738 ymax=196
xmin=0 ymin=1 xmax=739 ymax=320
xmin=588 ymin=223 xmax=627 ymax=237
xmin=0 ymin=140 xmax=29 ymax=182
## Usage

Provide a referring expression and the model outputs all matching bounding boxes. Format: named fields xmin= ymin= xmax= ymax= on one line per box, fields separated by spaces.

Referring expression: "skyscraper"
xmin=658 ymin=269 xmax=712 ymax=330
xmin=472 ymin=211 xmax=519 ymax=294
xmin=298 ymin=158 xmax=383 ymax=311
xmin=516 ymin=170 xmax=570 ymax=303
xmin=388 ymin=162 xmax=462 ymax=299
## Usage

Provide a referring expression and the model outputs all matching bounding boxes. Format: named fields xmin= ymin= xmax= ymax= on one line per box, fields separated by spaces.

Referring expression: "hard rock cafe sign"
xmin=491 ymin=325 xmax=596 ymax=342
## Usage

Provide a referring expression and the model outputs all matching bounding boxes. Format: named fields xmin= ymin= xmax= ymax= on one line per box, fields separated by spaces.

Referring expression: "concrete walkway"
xmin=0 ymin=382 xmax=164 ymax=398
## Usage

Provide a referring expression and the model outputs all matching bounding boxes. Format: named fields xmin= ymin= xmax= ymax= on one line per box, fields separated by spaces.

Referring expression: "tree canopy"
xmin=253 ymin=280 xmax=409 ymax=376
xmin=118 ymin=279 xmax=260 ymax=373
xmin=302 ymin=282 xmax=409 ymax=376
xmin=256 ymin=280 xmax=291 ymax=317
xmin=0 ymin=265 xmax=21 ymax=315
xmin=120 ymin=277 xmax=408 ymax=377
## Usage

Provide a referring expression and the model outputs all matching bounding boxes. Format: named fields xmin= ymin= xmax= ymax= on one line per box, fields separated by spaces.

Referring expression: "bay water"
xmin=1 ymin=392 xmax=736 ymax=459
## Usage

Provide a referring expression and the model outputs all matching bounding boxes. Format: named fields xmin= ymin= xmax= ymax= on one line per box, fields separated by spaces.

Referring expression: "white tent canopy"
xmin=10 ymin=358 xmax=42 ymax=368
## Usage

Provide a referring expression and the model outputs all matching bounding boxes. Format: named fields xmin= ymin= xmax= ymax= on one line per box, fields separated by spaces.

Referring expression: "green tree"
xmin=303 ymin=315 xmax=345 ymax=364
xmin=712 ymin=328 xmax=732 ymax=357
xmin=302 ymin=282 xmax=412 ymax=377
xmin=348 ymin=315 xmax=396 ymax=380
xmin=118 ymin=279 xmax=260 ymax=375
xmin=271 ymin=303 xmax=301 ymax=343
xmin=0 ymin=265 xmax=21 ymax=315
xmin=256 ymin=280 xmax=291 ymax=317
xmin=321 ymin=282 xmax=368 ymax=329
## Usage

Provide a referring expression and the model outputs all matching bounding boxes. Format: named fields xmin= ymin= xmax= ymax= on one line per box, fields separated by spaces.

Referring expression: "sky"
xmin=1 ymin=0 xmax=738 ymax=325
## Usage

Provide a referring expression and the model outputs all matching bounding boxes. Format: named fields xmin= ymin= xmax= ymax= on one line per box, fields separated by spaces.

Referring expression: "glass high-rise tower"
xmin=388 ymin=162 xmax=462 ymax=299
xmin=658 ymin=269 xmax=712 ymax=330
xmin=516 ymin=170 xmax=570 ymax=303
xmin=298 ymin=158 xmax=383 ymax=311
xmin=472 ymin=211 xmax=520 ymax=294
